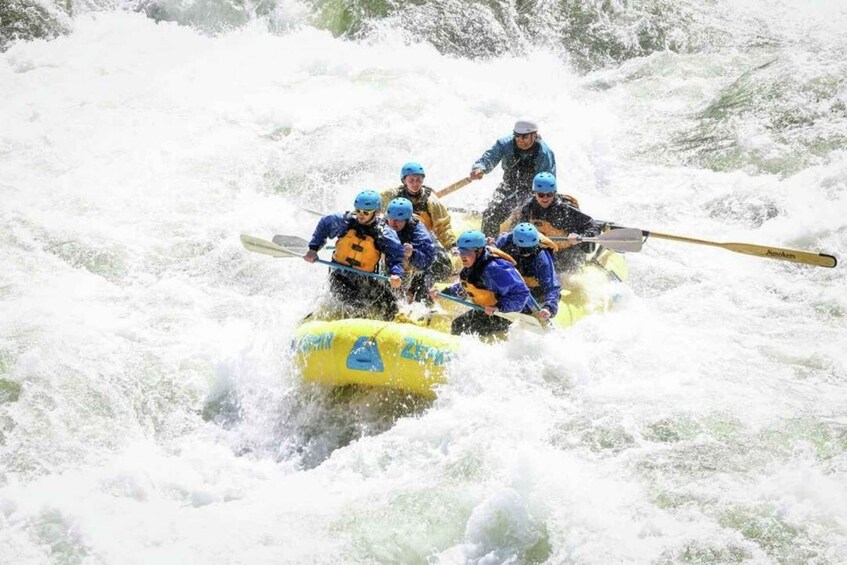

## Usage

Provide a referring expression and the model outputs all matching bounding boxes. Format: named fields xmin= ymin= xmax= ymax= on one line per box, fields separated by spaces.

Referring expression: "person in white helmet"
xmin=469 ymin=119 xmax=557 ymax=238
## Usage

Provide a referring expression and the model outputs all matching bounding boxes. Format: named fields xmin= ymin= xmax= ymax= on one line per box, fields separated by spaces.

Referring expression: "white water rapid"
xmin=1 ymin=3 xmax=846 ymax=563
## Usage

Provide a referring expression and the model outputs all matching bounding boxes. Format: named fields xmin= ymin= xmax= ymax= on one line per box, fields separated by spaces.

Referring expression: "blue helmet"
xmin=386 ymin=197 xmax=413 ymax=221
xmin=457 ymin=230 xmax=486 ymax=250
xmin=513 ymin=223 xmax=540 ymax=248
xmin=533 ymin=172 xmax=557 ymax=194
xmin=401 ymin=162 xmax=425 ymax=179
xmin=353 ymin=190 xmax=381 ymax=211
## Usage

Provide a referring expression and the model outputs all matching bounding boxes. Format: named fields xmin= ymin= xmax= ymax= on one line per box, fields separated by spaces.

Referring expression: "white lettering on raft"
xmin=400 ymin=337 xmax=453 ymax=366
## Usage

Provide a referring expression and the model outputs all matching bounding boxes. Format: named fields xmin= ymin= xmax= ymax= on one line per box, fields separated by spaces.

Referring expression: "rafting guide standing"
xmin=470 ymin=119 xmax=557 ymax=237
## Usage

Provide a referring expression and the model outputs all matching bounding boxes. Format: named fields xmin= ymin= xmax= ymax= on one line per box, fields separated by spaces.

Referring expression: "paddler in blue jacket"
xmin=469 ymin=119 xmax=557 ymax=237
xmin=384 ymin=197 xmax=436 ymax=303
xmin=430 ymin=229 xmax=530 ymax=336
xmin=495 ymin=223 xmax=561 ymax=322
xmin=304 ymin=190 xmax=405 ymax=321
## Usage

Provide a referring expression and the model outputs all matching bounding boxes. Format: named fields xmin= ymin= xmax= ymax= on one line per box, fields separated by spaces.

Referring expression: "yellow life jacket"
xmin=461 ymin=281 xmax=498 ymax=307
xmin=530 ymin=219 xmax=567 ymax=238
xmin=486 ymin=246 xmax=516 ymax=265
xmin=523 ymin=276 xmax=539 ymax=288
xmin=333 ymin=227 xmax=381 ymax=272
xmin=523 ymin=194 xmax=580 ymax=239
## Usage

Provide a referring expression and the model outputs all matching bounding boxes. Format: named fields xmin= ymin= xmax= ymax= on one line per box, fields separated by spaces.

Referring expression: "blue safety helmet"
xmin=533 ymin=172 xmax=557 ymax=194
xmin=513 ymin=223 xmax=540 ymax=248
xmin=386 ymin=197 xmax=414 ymax=221
xmin=401 ymin=162 xmax=425 ymax=179
xmin=353 ymin=190 xmax=381 ymax=211
xmin=456 ymin=230 xmax=486 ymax=250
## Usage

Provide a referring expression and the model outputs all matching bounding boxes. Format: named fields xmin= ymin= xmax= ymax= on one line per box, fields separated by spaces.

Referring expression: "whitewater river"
xmin=1 ymin=1 xmax=845 ymax=562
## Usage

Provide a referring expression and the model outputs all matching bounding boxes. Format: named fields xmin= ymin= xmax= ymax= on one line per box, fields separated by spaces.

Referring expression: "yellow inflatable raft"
xmin=290 ymin=318 xmax=460 ymax=398
xmin=290 ymin=247 xmax=628 ymax=397
xmin=553 ymin=247 xmax=629 ymax=328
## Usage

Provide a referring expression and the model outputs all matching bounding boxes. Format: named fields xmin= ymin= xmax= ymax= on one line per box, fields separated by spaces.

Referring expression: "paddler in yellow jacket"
xmin=304 ymin=190 xmax=405 ymax=321
xmin=429 ymin=229 xmax=530 ymax=336
xmin=381 ymin=162 xmax=456 ymax=281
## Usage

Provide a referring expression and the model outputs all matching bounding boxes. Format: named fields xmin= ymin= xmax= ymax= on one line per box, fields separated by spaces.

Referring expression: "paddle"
xmin=241 ymin=234 xmax=544 ymax=330
xmin=550 ymin=228 xmax=644 ymax=253
xmin=641 ymin=229 xmax=837 ymax=268
xmin=527 ymin=295 xmax=553 ymax=329
xmin=299 ymin=207 xmax=325 ymax=217
xmin=271 ymin=234 xmax=334 ymax=254
xmin=240 ymin=234 xmax=390 ymax=279
xmin=435 ymin=177 xmax=473 ymax=199
xmin=240 ymin=234 xmax=302 ymax=258
xmin=433 ymin=291 xmax=546 ymax=331
xmin=552 ymin=228 xmax=837 ymax=267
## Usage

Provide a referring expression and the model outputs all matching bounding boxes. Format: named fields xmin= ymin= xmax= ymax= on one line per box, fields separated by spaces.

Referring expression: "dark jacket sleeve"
xmin=536 ymin=250 xmax=561 ymax=316
xmin=376 ymin=222 xmax=407 ymax=277
xmin=408 ymin=223 xmax=435 ymax=271
xmin=569 ymin=206 xmax=600 ymax=252
xmin=494 ymin=233 xmax=512 ymax=250
xmin=483 ymin=259 xmax=530 ymax=313
xmin=308 ymin=213 xmax=348 ymax=250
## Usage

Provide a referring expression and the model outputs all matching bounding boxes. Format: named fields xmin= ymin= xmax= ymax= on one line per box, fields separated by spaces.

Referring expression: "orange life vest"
xmin=461 ymin=281 xmax=498 ymax=307
xmin=333 ymin=226 xmax=381 ymax=272
xmin=530 ymin=219 xmax=567 ymax=238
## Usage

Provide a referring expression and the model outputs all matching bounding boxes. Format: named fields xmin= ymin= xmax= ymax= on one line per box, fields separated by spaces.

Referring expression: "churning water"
xmin=1 ymin=0 xmax=845 ymax=562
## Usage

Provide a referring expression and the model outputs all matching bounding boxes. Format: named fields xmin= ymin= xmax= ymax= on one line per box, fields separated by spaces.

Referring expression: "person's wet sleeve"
xmin=378 ymin=224 xmax=407 ymax=277
xmin=538 ymin=252 xmax=561 ymax=316
xmin=485 ymin=262 xmax=530 ymax=313
xmin=309 ymin=213 xmax=346 ymax=250
xmin=409 ymin=223 xmax=435 ymax=271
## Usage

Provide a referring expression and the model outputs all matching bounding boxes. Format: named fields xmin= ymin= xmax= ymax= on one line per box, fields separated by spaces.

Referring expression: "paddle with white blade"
xmin=240 ymin=234 xmax=302 ymax=258
xmin=550 ymin=228 xmax=644 ymax=253
xmin=240 ymin=234 xmax=545 ymax=331
xmin=241 ymin=234 xmax=386 ymax=279
xmin=551 ymin=227 xmax=837 ymax=268
xmin=640 ymin=229 xmax=837 ymax=268
xmin=432 ymin=291 xmax=547 ymax=333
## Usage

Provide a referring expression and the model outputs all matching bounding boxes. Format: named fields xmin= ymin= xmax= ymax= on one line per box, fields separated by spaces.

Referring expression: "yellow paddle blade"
xmin=645 ymin=231 xmax=837 ymax=268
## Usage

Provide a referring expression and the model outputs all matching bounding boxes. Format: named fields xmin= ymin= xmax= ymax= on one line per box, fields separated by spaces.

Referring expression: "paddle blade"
xmin=587 ymin=228 xmax=644 ymax=253
xmin=551 ymin=228 xmax=644 ymax=253
xmin=722 ymin=243 xmax=837 ymax=268
xmin=240 ymin=234 xmax=301 ymax=258
xmin=497 ymin=311 xmax=546 ymax=332
xmin=272 ymin=234 xmax=311 ymax=255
